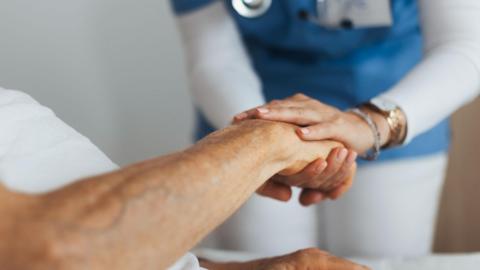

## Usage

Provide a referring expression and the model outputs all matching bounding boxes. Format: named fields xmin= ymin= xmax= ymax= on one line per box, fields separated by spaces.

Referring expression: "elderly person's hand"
xmin=200 ymin=248 xmax=370 ymax=270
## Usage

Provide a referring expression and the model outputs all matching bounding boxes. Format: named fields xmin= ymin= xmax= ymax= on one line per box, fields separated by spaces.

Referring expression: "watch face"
xmin=371 ymin=97 xmax=397 ymax=111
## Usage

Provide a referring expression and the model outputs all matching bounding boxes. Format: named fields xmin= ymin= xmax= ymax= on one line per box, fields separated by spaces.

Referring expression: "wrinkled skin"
xmin=0 ymin=120 xmax=357 ymax=270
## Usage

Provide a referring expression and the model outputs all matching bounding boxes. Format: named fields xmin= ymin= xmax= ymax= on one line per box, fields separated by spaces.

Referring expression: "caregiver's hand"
xmin=200 ymin=248 xmax=370 ymax=270
xmin=234 ymin=93 xmax=390 ymax=154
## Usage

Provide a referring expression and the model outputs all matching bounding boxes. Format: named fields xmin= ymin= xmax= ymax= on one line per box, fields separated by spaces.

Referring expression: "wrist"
xmin=362 ymin=108 xmax=391 ymax=147
xmin=246 ymin=120 xmax=301 ymax=166
xmin=229 ymin=119 xmax=298 ymax=173
xmin=344 ymin=110 xmax=386 ymax=154
xmin=362 ymin=98 xmax=408 ymax=149
xmin=235 ymin=120 xmax=340 ymax=175
xmin=258 ymin=121 xmax=343 ymax=175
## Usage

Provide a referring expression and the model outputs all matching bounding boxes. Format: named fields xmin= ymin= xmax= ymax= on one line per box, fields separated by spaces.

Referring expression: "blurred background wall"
xmin=0 ymin=0 xmax=478 ymax=252
xmin=0 ymin=0 xmax=194 ymax=166
xmin=435 ymin=100 xmax=480 ymax=252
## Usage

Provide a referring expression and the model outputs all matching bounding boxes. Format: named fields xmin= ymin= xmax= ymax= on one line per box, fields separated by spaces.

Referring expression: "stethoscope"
xmin=232 ymin=0 xmax=273 ymax=18
xmin=232 ymin=0 xmax=357 ymax=28
xmin=232 ymin=0 xmax=329 ymax=20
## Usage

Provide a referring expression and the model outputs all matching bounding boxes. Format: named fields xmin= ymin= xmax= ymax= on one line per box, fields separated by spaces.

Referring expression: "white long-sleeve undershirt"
xmin=176 ymin=2 xmax=265 ymax=129
xmin=381 ymin=0 xmax=480 ymax=143
xmin=176 ymin=0 xmax=480 ymax=144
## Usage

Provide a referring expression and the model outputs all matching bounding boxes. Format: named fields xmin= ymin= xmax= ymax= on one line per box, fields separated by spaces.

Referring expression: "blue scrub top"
xmin=171 ymin=0 xmax=450 ymax=163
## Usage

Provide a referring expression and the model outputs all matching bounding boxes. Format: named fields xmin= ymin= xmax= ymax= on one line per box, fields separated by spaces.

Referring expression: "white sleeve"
xmin=175 ymin=2 xmax=265 ymax=129
xmin=168 ymin=253 xmax=207 ymax=270
xmin=380 ymin=0 xmax=480 ymax=143
xmin=0 ymin=87 xmax=118 ymax=193
xmin=0 ymin=88 xmax=204 ymax=269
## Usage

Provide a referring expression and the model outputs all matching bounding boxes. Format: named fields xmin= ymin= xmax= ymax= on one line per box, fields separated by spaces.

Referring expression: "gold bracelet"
xmin=362 ymin=101 xmax=408 ymax=149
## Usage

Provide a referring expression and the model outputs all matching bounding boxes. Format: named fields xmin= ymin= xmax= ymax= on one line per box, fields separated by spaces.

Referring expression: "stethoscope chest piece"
xmin=232 ymin=0 xmax=272 ymax=18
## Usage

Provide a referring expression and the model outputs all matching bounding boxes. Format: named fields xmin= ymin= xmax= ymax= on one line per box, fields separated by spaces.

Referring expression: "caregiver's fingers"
xmin=233 ymin=97 xmax=313 ymax=123
xmin=272 ymin=158 xmax=327 ymax=188
xmin=328 ymin=180 xmax=352 ymax=200
xmin=232 ymin=104 xmax=284 ymax=123
xmin=327 ymin=164 xmax=356 ymax=200
xmin=257 ymin=180 xmax=293 ymax=202
xmin=233 ymin=107 xmax=262 ymax=123
xmin=322 ymin=150 xmax=357 ymax=192
xmin=297 ymin=122 xmax=341 ymax=141
xmin=299 ymin=189 xmax=326 ymax=206
xmin=283 ymin=159 xmax=328 ymax=188
xmin=252 ymin=106 xmax=321 ymax=126
xmin=317 ymin=147 xmax=348 ymax=186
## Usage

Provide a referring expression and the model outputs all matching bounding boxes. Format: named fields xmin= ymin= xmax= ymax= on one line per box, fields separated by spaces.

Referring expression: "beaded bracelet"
xmin=347 ymin=108 xmax=381 ymax=161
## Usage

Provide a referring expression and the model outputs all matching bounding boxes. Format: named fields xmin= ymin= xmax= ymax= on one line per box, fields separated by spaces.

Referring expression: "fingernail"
xmin=257 ymin=107 xmax=269 ymax=114
xmin=300 ymin=128 xmax=310 ymax=135
xmin=337 ymin=149 xmax=348 ymax=161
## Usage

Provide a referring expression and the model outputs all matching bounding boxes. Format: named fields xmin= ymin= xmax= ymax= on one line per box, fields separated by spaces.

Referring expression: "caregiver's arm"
xmin=380 ymin=0 xmax=480 ymax=142
xmin=0 ymin=120 xmax=344 ymax=270
xmin=238 ymin=0 xmax=480 ymax=153
xmin=173 ymin=1 xmax=354 ymax=204
xmin=174 ymin=1 xmax=265 ymax=128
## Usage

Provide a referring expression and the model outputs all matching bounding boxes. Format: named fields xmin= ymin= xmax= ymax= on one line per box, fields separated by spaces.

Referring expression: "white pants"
xmin=207 ymin=153 xmax=448 ymax=258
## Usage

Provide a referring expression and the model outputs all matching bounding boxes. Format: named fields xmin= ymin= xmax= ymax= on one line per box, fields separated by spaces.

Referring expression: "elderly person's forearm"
xmin=0 ymin=120 xmax=343 ymax=269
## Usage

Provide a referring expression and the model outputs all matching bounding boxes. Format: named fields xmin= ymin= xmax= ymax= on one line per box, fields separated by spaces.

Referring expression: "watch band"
xmin=363 ymin=101 xmax=407 ymax=149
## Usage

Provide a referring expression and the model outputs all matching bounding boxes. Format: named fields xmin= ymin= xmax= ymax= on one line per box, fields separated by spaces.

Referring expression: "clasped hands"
xmin=233 ymin=93 xmax=376 ymax=206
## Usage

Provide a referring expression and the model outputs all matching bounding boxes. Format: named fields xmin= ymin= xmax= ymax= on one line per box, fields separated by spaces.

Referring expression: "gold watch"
xmin=363 ymin=98 xmax=408 ymax=149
